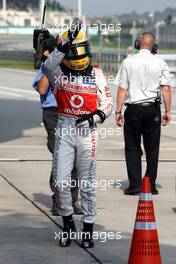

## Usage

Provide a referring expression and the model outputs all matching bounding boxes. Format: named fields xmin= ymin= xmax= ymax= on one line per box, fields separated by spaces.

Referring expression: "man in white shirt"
xmin=115 ymin=32 xmax=171 ymax=195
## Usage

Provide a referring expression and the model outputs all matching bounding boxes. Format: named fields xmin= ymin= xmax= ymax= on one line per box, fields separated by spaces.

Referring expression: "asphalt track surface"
xmin=0 ymin=68 xmax=176 ymax=264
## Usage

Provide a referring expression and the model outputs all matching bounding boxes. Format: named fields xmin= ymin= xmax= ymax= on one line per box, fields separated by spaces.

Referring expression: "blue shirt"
xmin=32 ymin=64 xmax=57 ymax=108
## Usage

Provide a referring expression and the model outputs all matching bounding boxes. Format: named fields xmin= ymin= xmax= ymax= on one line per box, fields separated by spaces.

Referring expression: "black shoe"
xmin=124 ymin=188 xmax=140 ymax=196
xmin=81 ymin=236 xmax=95 ymax=248
xmin=51 ymin=194 xmax=60 ymax=216
xmin=60 ymin=217 xmax=76 ymax=247
xmin=152 ymin=188 xmax=159 ymax=195
xmin=81 ymin=223 xmax=95 ymax=248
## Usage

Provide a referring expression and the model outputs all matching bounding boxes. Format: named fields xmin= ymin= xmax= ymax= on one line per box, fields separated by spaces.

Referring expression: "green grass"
xmin=0 ymin=60 xmax=33 ymax=70
xmin=159 ymin=48 xmax=176 ymax=53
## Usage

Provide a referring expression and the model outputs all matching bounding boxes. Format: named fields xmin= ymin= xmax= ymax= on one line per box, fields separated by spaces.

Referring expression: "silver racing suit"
xmin=44 ymin=48 xmax=113 ymax=223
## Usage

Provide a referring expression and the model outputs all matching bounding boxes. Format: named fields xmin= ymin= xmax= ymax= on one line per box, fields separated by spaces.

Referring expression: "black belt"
xmin=126 ymin=102 xmax=154 ymax=107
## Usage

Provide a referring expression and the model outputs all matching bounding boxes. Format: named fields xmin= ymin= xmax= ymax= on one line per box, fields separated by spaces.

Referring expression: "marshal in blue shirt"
xmin=32 ymin=64 xmax=57 ymax=108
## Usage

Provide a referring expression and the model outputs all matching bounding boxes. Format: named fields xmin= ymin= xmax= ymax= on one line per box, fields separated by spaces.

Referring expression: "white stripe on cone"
xmin=139 ymin=193 xmax=153 ymax=201
xmin=135 ymin=221 xmax=157 ymax=230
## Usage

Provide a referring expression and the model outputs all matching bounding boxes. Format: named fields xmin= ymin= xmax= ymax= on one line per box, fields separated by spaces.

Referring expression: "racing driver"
xmin=38 ymin=18 xmax=113 ymax=248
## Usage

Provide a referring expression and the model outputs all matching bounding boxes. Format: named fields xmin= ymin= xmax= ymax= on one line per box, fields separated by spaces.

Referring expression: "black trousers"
xmin=42 ymin=107 xmax=78 ymax=204
xmin=42 ymin=107 xmax=58 ymax=154
xmin=124 ymin=104 xmax=161 ymax=190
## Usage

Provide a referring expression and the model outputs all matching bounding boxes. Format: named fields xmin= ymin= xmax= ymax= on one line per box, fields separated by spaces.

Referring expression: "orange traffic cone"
xmin=128 ymin=176 xmax=162 ymax=264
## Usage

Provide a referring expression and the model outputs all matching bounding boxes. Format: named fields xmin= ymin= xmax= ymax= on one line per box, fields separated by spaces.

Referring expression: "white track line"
xmin=0 ymin=158 xmax=176 ymax=162
xmin=0 ymin=145 xmax=176 ymax=150
xmin=0 ymin=86 xmax=39 ymax=101
xmin=0 ymin=68 xmax=34 ymax=76
xmin=0 ymin=86 xmax=36 ymax=94
xmin=0 ymin=91 xmax=39 ymax=101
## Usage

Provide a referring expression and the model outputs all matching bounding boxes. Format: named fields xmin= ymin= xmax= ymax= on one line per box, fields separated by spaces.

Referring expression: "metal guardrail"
xmin=0 ymin=50 xmax=121 ymax=73
xmin=0 ymin=50 xmax=33 ymax=61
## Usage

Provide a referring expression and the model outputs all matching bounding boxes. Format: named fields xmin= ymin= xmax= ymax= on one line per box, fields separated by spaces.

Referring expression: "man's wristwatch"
xmin=115 ymin=110 xmax=122 ymax=115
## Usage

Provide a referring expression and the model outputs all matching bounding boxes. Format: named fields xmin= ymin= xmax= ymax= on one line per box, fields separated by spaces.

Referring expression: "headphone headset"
xmin=134 ymin=32 xmax=158 ymax=54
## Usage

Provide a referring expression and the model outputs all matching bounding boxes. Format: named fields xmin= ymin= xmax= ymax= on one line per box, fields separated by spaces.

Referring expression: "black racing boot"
xmin=51 ymin=194 xmax=60 ymax=216
xmin=60 ymin=215 xmax=76 ymax=247
xmin=81 ymin=223 xmax=95 ymax=248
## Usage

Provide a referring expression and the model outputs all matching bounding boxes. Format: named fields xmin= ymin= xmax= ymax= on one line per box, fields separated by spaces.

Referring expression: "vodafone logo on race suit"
xmin=64 ymin=109 xmax=91 ymax=115
xmin=70 ymin=95 xmax=84 ymax=109
xmin=64 ymin=94 xmax=92 ymax=115
xmin=56 ymin=86 xmax=97 ymax=117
